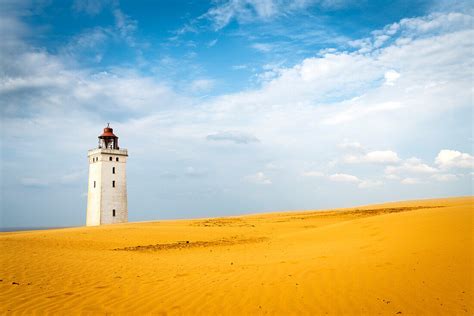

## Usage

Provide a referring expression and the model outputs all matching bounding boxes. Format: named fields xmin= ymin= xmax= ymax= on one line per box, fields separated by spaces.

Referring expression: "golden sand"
xmin=1 ymin=197 xmax=472 ymax=315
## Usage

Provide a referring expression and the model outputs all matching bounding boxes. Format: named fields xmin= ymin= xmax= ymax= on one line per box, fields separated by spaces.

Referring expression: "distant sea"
xmin=0 ymin=226 xmax=74 ymax=232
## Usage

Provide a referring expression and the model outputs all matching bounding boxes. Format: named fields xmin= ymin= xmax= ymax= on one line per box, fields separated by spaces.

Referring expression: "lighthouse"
xmin=86 ymin=124 xmax=128 ymax=226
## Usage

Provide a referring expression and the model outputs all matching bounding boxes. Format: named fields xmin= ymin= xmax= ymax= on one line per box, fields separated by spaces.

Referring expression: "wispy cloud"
xmin=189 ymin=79 xmax=215 ymax=93
xmin=73 ymin=0 xmax=112 ymax=15
xmin=328 ymin=174 xmax=383 ymax=189
xmin=338 ymin=140 xmax=364 ymax=151
xmin=251 ymin=43 xmax=273 ymax=52
xmin=202 ymin=0 xmax=355 ymax=30
xmin=232 ymin=64 xmax=248 ymax=70
xmin=208 ymin=39 xmax=218 ymax=47
xmin=431 ymin=174 xmax=458 ymax=182
xmin=113 ymin=8 xmax=138 ymax=46
xmin=343 ymin=150 xmax=401 ymax=164
xmin=328 ymin=173 xmax=360 ymax=183
xmin=401 ymin=177 xmax=421 ymax=185
xmin=206 ymin=131 xmax=260 ymax=144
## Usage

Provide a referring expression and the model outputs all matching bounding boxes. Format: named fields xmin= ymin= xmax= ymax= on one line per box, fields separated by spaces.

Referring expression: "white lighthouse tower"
xmin=86 ymin=124 xmax=128 ymax=226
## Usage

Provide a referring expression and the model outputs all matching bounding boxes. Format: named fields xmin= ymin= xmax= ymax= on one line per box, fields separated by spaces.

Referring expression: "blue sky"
xmin=0 ymin=0 xmax=473 ymax=228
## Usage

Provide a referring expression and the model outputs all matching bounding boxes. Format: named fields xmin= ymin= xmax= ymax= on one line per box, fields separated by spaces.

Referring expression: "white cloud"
xmin=244 ymin=172 xmax=272 ymax=184
xmin=232 ymin=64 xmax=248 ymax=70
xmin=435 ymin=149 xmax=474 ymax=169
xmin=384 ymin=69 xmax=401 ymax=86
xmin=344 ymin=150 xmax=400 ymax=164
xmin=382 ymin=155 xmax=459 ymax=184
xmin=350 ymin=12 xmax=473 ymax=53
xmin=364 ymin=150 xmax=401 ymax=163
xmin=323 ymin=102 xmax=403 ymax=125
xmin=385 ymin=158 xmax=438 ymax=176
xmin=208 ymin=39 xmax=218 ymax=47
xmin=431 ymin=174 xmax=458 ymax=182
xmin=338 ymin=140 xmax=364 ymax=151
xmin=398 ymin=12 xmax=472 ymax=35
xmin=189 ymin=79 xmax=215 ymax=92
xmin=328 ymin=173 xmax=360 ymax=183
xmin=401 ymin=177 xmax=421 ymax=185
xmin=328 ymin=174 xmax=381 ymax=189
xmin=251 ymin=43 xmax=273 ymax=52
xmin=206 ymin=131 xmax=259 ymax=144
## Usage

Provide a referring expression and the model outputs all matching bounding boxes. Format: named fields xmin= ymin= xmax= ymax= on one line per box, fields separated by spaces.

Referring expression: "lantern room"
xmin=98 ymin=124 xmax=119 ymax=149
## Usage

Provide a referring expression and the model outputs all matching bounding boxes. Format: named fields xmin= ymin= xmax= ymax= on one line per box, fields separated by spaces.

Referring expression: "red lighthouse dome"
xmin=98 ymin=124 xmax=119 ymax=149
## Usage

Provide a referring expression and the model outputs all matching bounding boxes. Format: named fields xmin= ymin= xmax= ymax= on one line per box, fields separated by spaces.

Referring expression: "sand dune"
xmin=1 ymin=197 xmax=472 ymax=315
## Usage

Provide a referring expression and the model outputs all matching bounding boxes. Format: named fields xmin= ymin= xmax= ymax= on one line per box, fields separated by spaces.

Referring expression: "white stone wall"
xmin=86 ymin=155 xmax=102 ymax=226
xmin=86 ymin=148 xmax=128 ymax=226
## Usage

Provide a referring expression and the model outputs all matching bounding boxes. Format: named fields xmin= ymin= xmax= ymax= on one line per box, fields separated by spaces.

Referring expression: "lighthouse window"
xmin=93 ymin=181 xmax=96 ymax=188
xmin=109 ymin=157 xmax=113 ymax=161
xmin=116 ymin=157 xmax=119 ymax=162
xmin=112 ymin=180 xmax=115 ymax=187
xmin=113 ymin=209 xmax=116 ymax=217
xmin=112 ymin=167 xmax=115 ymax=174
